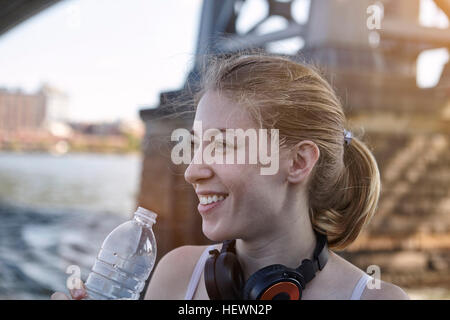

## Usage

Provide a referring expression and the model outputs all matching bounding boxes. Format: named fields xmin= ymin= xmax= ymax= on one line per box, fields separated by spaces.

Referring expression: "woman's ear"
xmin=287 ymin=140 xmax=320 ymax=184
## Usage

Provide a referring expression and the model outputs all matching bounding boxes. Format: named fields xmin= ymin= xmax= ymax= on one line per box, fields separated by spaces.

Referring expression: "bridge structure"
xmin=0 ymin=0 xmax=61 ymax=37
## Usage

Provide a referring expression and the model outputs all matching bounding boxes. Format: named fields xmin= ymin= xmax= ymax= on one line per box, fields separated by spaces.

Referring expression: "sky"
xmin=0 ymin=0 xmax=203 ymax=122
xmin=0 ymin=0 xmax=448 ymax=123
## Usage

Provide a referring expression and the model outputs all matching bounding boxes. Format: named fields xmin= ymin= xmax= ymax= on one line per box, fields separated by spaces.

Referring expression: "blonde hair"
xmin=196 ymin=52 xmax=381 ymax=250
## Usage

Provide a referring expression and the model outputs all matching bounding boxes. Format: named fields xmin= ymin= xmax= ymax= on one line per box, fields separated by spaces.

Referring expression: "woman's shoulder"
xmin=163 ymin=243 xmax=221 ymax=266
xmin=144 ymin=244 xmax=219 ymax=300
xmin=360 ymin=279 xmax=410 ymax=300
xmin=328 ymin=251 xmax=409 ymax=300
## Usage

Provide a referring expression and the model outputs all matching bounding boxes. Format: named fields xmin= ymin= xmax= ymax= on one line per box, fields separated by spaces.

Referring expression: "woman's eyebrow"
xmin=190 ymin=128 xmax=228 ymax=137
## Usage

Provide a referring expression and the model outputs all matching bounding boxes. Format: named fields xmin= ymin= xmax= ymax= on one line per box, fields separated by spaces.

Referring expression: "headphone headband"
xmin=205 ymin=230 xmax=329 ymax=300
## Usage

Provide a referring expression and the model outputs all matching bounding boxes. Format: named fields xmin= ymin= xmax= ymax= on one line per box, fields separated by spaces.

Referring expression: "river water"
xmin=0 ymin=152 xmax=142 ymax=299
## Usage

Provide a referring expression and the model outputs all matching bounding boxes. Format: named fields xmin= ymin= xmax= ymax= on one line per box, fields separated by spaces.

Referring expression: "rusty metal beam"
xmin=381 ymin=18 xmax=450 ymax=47
xmin=216 ymin=21 xmax=305 ymax=52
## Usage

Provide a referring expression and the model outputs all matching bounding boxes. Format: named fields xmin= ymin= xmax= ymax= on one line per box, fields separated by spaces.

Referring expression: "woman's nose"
xmin=184 ymin=161 xmax=213 ymax=185
xmin=184 ymin=143 xmax=213 ymax=184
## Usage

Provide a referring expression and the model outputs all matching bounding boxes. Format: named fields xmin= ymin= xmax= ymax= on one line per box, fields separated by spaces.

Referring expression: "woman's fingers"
xmin=51 ymin=292 xmax=70 ymax=300
xmin=69 ymin=281 xmax=88 ymax=300
xmin=51 ymin=281 xmax=88 ymax=300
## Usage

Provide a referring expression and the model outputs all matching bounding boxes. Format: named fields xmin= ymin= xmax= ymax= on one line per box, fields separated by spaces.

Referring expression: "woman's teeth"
xmin=199 ymin=195 xmax=227 ymax=205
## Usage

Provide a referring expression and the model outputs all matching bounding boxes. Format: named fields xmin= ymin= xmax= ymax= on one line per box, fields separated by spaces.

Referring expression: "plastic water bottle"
xmin=84 ymin=207 xmax=157 ymax=300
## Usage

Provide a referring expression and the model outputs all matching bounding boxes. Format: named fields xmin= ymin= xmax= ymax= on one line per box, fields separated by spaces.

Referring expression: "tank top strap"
xmin=350 ymin=273 xmax=373 ymax=300
xmin=184 ymin=244 xmax=216 ymax=300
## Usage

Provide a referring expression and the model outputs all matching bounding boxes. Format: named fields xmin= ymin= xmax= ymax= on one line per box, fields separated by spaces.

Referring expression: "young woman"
xmin=52 ymin=53 xmax=409 ymax=300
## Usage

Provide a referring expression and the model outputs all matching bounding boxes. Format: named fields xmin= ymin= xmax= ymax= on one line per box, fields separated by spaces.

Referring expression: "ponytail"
xmin=310 ymin=136 xmax=381 ymax=250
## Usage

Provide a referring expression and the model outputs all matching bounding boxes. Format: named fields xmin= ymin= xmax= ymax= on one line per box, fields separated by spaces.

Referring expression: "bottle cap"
xmin=134 ymin=207 xmax=157 ymax=225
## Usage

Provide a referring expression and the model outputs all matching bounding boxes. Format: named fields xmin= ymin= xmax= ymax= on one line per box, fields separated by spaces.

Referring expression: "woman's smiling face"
xmin=184 ymin=90 xmax=290 ymax=242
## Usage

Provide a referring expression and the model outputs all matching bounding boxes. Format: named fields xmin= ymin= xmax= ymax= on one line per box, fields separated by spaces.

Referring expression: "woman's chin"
xmin=202 ymin=224 xmax=233 ymax=242
xmin=203 ymin=231 xmax=228 ymax=243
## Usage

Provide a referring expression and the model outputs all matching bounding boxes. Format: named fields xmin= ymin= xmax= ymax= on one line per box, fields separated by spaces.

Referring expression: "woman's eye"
xmin=214 ymin=139 xmax=234 ymax=151
xmin=190 ymin=136 xmax=200 ymax=150
xmin=189 ymin=136 xmax=234 ymax=154
xmin=218 ymin=140 xmax=227 ymax=148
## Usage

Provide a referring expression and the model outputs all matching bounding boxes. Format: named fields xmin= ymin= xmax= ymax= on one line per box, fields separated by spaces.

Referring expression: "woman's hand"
xmin=50 ymin=281 xmax=88 ymax=300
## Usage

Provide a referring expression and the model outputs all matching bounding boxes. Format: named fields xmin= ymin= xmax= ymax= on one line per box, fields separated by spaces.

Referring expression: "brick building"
xmin=0 ymin=85 xmax=69 ymax=133
xmin=0 ymin=88 xmax=46 ymax=132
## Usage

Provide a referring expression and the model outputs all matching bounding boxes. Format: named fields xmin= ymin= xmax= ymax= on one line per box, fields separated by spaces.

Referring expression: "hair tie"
xmin=344 ymin=129 xmax=353 ymax=145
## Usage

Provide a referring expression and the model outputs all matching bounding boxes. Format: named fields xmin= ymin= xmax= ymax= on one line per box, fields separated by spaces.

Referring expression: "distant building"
xmin=0 ymin=84 xmax=69 ymax=133
xmin=0 ymin=88 xmax=46 ymax=132
xmin=40 ymin=84 xmax=70 ymax=124
xmin=67 ymin=119 xmax=144 ymax=137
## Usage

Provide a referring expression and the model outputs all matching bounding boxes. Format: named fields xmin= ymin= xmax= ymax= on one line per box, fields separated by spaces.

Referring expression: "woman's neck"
xmin=235 ymin=208 xmax=317 ymax=281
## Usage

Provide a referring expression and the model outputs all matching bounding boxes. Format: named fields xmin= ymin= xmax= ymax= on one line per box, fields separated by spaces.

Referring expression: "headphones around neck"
xmin=204 ymin=231 xmax=328 ymax=300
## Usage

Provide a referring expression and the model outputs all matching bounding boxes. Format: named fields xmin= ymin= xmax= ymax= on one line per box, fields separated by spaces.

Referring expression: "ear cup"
xmin=204 ymin=249 xmax=222 ymax=300
xmin=243 ymin=264 xmax=285 ymax=300
xmin=214 ymin=251 xmax=245 ymax=299
xmin=243 ymin=264 xmax=303 ymax=300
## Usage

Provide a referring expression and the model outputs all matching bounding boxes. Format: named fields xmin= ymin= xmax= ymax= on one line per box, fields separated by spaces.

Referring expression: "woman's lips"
xmin=198 ymin=197 xmax=226 ymax=214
